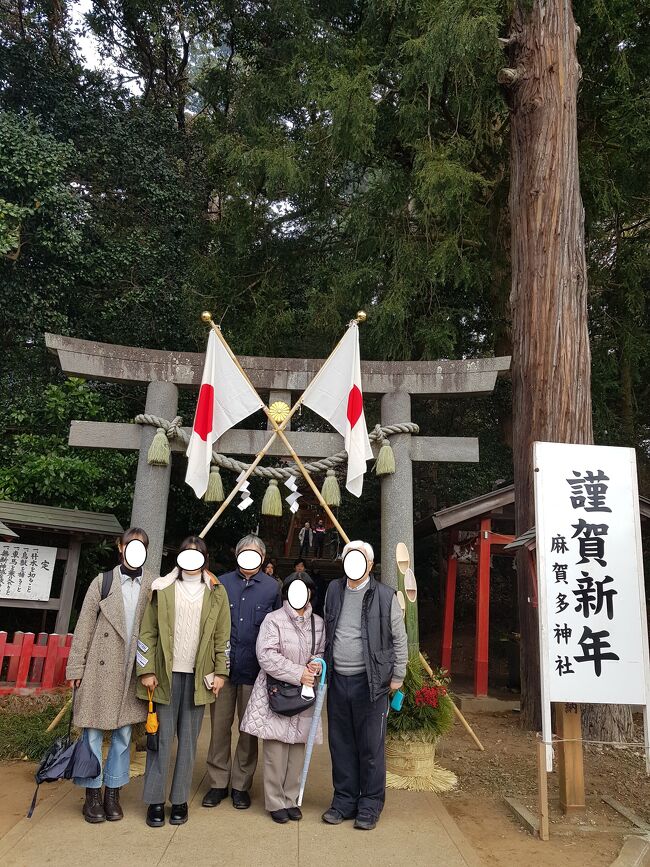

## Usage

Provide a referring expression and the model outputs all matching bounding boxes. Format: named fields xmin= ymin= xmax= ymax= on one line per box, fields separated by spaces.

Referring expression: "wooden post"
xmin=55 ymin=537 xmax=81 ymax=634
xmin=441 ymin=530 xmax=458 ymax=672
xmin=474 ymin=518 xmax=491 ymax=697
xmin=537 ymin=738 xmax=550 ymax=840
xmin=556 ymin=703 xmax=586 ymax=814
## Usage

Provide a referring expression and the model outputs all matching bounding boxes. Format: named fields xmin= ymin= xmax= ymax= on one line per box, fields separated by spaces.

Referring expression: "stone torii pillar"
xmin=45 ymin=333 xmax=510 ymax=578
xmin=131 ymin=380 xmax=178 ymax=572
xmin=381 ymin=391 xmax=413 ymax=590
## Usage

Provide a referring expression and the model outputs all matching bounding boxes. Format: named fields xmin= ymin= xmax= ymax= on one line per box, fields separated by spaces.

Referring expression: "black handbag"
xmin=267 ymin=616 xmax=316 ymax=717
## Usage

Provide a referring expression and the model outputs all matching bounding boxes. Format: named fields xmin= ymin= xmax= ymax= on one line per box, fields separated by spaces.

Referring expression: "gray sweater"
xmin=332 ymin=581 xmax=408 ymax=682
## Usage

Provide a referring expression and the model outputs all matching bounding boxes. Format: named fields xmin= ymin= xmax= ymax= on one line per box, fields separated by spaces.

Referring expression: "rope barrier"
xmin=538 ymin=735 xmax=648 ymax=748
xmin=134 ymin=414 xmax=419 ymax=479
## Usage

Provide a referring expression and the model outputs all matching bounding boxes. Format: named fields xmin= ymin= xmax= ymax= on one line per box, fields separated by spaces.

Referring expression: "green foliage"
xmin=0 ymin=378 xmax=135 ymax=514
xmin=0 ymin=110 xmax=80 ymax=259
xmin=386 ymin=656 xmax=455 ymax=742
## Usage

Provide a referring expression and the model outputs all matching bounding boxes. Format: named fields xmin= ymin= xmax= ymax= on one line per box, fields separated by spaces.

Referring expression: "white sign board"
xmin=0 ymin=542 xmax=57 ymax=601
xmin=534 ymin=442 xmax=650 ymax=770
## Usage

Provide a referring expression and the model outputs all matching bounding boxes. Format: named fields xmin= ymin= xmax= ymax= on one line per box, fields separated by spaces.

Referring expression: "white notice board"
xmin=0 ymin=542 xmax=57 ymax=601
xmin=533 ymin=442 xmax=650 ymax=771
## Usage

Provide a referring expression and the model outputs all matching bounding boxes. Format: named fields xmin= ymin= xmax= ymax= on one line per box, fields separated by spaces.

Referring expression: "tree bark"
xmin=507 ymin=1 xmax=589 ymax=730
xmin=506 ymin=1 xmax=633 ymax=740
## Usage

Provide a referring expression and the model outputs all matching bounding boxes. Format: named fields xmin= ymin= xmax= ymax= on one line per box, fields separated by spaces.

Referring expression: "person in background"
xmin=313 ymin=519 xmax=326 ymax=559
xmin=241 ymin=573 xmax=325 ymax=823
xmin=298 ymin=522 xmax=312 ymax=557
xmin=264 ymin=560 xmax=282 ymax=588
xmin=203 ymin=534 xmax=281 ymax=810
xmin=322 ymin=540 xmax=407 ymax=831
xmin=293 ymin=558 xmax=307 ymax=574
xmin=137 ymin=536 xmax=230 ymax=828
xmin=66 ymin=528 xmax=153 ymax=824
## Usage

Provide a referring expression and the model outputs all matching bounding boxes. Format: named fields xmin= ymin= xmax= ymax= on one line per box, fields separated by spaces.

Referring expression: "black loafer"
xmin=146 ymin=803 xmax=165 ymax=828
xmin=170 ymin=802 xmax=188 ymax=825
xmin=231 ymin=789 xmax=251 ymax=809
xmin=202 ymin=787 xmax=228 ymax=808
xmin=287 ymin=807 xmax=302 ymax=821
xmin=270 ymin=808 xmax=290 ymax=824
xmin=354 ymin=812 xmax=377 ymax=831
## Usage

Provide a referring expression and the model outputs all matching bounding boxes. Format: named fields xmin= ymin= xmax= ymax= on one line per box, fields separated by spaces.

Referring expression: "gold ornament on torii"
xmin=268 ymin=401 xmax=291 ymax=424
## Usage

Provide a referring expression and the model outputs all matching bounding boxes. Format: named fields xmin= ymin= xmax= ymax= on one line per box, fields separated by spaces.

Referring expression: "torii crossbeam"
xmin=45 ymin=332 xmax=510 ymax=586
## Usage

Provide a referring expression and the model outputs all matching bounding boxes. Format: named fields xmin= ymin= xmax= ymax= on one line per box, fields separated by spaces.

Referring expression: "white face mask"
xmin=287 ymin=579 xmax=309 ymax=610
xmin=237 ymin=549 xmax=263 ymax=572
xmin=343 ymin=549 xmax=369 ymax=581
xmin=177 ymin=548 xmax=205 ymax=572
xmin=123 ymin=539 xmax=147 ymax=569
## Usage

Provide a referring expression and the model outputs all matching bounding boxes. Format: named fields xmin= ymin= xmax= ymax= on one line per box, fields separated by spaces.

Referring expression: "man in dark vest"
xmin=322 ymin=540 xmax=407 ymax=831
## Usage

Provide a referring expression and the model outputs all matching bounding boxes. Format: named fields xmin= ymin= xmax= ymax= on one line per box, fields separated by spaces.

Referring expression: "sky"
xmin=69 ymin=0 xmax=102 ymax=69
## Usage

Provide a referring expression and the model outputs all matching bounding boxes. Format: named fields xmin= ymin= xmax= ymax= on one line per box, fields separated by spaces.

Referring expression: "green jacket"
xmin=136 ymin=577 xmax=231 ymax=706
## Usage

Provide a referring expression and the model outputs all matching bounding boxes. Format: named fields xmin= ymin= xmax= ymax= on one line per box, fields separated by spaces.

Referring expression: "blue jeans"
xmin=74 ymin=725 xmax=132 ymax=789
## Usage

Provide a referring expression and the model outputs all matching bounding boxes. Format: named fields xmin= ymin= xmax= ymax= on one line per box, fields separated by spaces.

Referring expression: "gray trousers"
xmin=143 ymin=672 xmax=205 ymax=805
xmin=206 ymin=679 xmax=257 ymax=791
xmin=262 ymin=740 xmax=305 ymax=811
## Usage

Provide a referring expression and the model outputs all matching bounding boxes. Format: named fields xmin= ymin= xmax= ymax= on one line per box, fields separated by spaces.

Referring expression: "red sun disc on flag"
xmin=193 ymin=383 xmax=214 ymax=441
xmin=346 ymin=384 xmax=363 ymax=428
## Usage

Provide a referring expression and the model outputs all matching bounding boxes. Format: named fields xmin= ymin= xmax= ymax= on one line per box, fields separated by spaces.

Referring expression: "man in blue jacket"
xmin=203 ymin=534 xmax=281 ymax=810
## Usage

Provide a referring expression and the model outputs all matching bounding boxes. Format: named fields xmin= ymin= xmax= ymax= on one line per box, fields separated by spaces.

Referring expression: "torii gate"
xmin=45 ymin=332 xmax=509 ymax=589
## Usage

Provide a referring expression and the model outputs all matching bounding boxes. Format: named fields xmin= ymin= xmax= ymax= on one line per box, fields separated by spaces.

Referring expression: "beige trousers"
xmin=262 ymin=740 xmax=306 ymax=812
xmin=206 ymin=680 xmax=257 ymax=791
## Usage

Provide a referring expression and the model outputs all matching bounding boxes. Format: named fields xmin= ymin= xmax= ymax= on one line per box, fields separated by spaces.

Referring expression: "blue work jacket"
xmin=219 ymin=569 xmax=281 ymax=685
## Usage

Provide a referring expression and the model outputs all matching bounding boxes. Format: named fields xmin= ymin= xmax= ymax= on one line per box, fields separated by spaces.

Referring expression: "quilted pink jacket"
xmin=240 ymin=601 xmax=325 ymax=744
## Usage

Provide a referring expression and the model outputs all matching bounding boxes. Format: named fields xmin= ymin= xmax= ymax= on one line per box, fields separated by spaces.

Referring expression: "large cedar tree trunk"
xmin=503 ymin=1 xmax=633 ymax=739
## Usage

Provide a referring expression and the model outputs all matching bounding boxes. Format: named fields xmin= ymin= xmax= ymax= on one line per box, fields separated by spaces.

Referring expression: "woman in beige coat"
xmin=66 ymin=528 xmax=153 ymax=824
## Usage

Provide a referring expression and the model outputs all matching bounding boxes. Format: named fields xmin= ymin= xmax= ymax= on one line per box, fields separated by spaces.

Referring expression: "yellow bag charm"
xmin=146 ymin=688 xmax=159 ymax=750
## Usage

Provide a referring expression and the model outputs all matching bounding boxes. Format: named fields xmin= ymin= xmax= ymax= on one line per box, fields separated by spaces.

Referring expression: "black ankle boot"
xmin=104 ymin=786 xmax=123 ymax=821
xmin=82 ymin=788 xmax=106 ymax=824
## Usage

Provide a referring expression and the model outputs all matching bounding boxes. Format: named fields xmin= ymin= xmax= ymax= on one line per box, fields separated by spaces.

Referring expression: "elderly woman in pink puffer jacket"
xmin=241 ymin=572 xmax=325 ymax=824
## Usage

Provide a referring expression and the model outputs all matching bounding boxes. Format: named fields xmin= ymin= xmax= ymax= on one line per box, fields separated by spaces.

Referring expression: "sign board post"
xmin=534 ymin=441 xmax=650 ymax=791
xmin=555 ymin=703 xmax=585 ymax=813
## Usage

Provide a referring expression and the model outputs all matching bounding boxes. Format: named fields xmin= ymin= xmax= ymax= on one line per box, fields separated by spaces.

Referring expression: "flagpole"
xmin=199 ymin=312 xmax=364 ymax=543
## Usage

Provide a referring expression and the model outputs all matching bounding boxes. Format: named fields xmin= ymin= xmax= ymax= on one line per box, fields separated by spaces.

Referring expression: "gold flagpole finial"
xmin=356 ymin=310 xmax=367 ymax=323
xmin=201 ymin=310 xmax=214 ymax=324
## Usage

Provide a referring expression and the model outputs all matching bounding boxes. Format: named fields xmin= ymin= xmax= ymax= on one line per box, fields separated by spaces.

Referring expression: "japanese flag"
xmin=301 ymin=323 xmax=373 ymax=496
xmin=185 ymin=330 xmax=263 ymax=498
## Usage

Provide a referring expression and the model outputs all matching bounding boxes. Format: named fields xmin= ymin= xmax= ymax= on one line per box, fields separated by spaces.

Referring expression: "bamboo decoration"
xmin=199 ymin=311 xmax=365 ymax=543
xmin=394 ymin=541 xmax=485 ymax=752
xmin=45 ymin=696 xmax=72 ymax=733
xmin=395 ymin=544 xmax=419 ymax=658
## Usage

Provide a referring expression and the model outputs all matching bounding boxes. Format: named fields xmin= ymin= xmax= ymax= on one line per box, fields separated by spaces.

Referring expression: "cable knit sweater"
xmin=172 ymin=571 xmax=206 ymax=673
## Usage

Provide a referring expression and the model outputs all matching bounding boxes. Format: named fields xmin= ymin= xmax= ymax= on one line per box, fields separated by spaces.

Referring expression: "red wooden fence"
xmin=0 ymin=632 xmax=73 ymax=695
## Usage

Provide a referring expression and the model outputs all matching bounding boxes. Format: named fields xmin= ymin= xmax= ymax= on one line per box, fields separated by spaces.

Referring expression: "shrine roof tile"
xmin=0 ymin=501 xmax=123 ymax=537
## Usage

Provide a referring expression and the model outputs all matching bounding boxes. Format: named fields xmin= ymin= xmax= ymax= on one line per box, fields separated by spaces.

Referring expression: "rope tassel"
xmin=321 ymin=469 xmax=341 ymax=506
xmin=147 ymin=427 xmax=171 ymax=466
xmin=204 ymin=465 xmax=224 ymax=503
xmin=262 ymin=479 xmax=283 ymax=516
xmin=376 ymin=439 xmax=396 ymax=476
